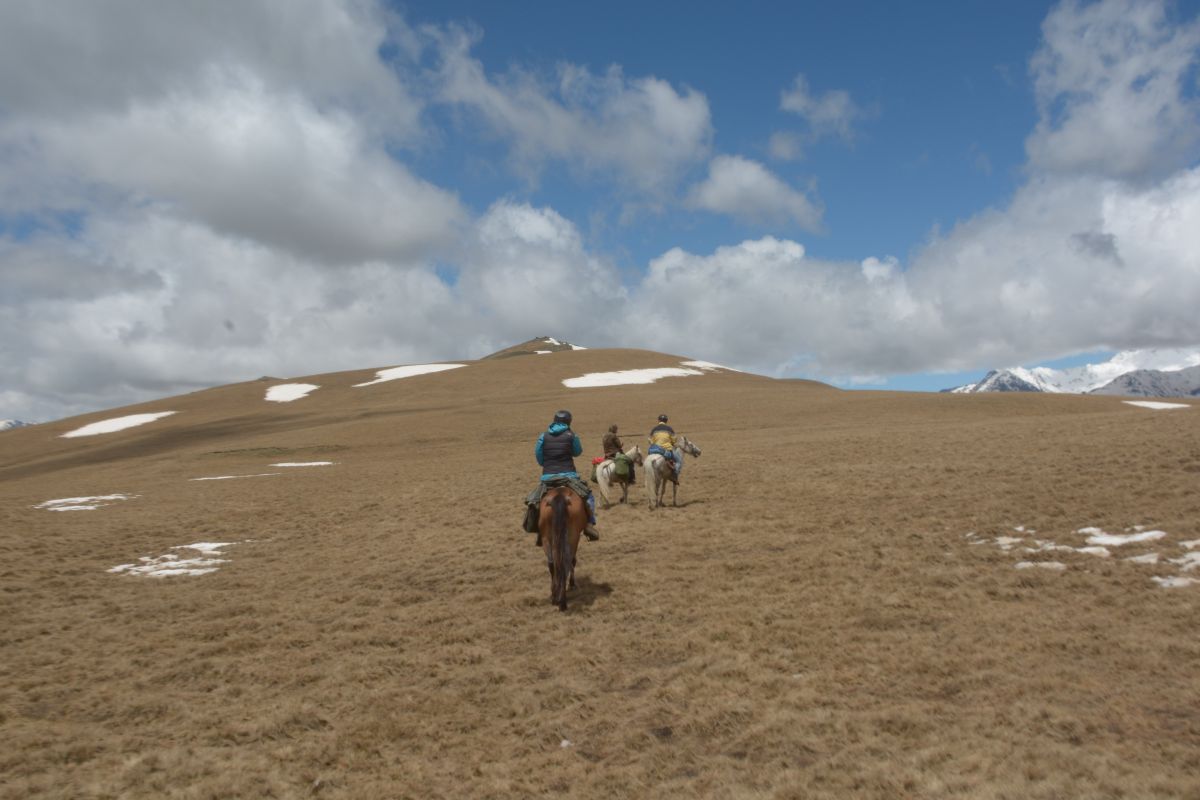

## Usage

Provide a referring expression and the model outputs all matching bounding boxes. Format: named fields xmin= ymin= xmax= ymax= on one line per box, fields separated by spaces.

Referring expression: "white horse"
xmin=644 ymin=435 xmax=701 ymax=509
xmin=596 ymin=445 xmax=643 ymax=508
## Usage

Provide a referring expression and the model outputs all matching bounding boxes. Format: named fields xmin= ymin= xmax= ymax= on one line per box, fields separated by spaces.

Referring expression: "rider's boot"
xmin=584 ymin=494 xmax=599 ymax=541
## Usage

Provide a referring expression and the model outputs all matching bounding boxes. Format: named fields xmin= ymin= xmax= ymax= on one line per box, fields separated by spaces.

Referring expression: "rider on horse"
xmin=648 ymin=414 xmax=683 ymax=480
xmin=602 ymin=424 xmax=636 ymax=484
xmin=526 ymin=410 xmax=599 ymax=541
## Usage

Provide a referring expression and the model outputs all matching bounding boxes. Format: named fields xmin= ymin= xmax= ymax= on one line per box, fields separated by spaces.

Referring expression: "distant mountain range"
xmin=946 ymin=349 xmax=1200 ymax=396
xmin=1089 ymin=364 xmax=1200 ymax=397
xmin=1 ymin=419 xmax=33 ymax=432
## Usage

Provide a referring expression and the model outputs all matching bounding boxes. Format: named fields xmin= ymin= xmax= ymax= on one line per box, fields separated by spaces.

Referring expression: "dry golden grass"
xmin=2 ymin=348 xmax=1199 ymax=798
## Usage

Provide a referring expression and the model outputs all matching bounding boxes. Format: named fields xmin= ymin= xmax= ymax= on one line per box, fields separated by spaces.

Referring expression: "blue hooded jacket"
xmin=536 ymin=421 xmax=582 ymax=480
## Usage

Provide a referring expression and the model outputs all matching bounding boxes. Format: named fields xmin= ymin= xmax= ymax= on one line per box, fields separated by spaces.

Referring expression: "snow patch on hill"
xmin=1 ymin=419 xmax=32 ymax=431
xmin=564 ymin=359 xmax=741 ymax=388
xmin=564 ymin=367 xmax=703 ymax=388
xmin=109 ymin=541 xmax=244 ymax=578
xmin=1123 ymin=401 xmax=1191 ymax=410
xmin=353 ymin=363 xmax=466 ymax=387
xmin=190 ymin=473 xmax=281 ymax=481
xmin=265 ymin=383 xmax=319 ymax=402
xmin=36 ymin=494 xmax=138 ymax=511
xmin=61 ymin=412 xmax=176 ymax=438
xmin=563 ymin=359 xmax=740 ymax=388
xmin=967 ymin=525 xmax=1200 ymax=588
xmin=540 ymin=336 xmax=587 ymax=350
xmin=681 ymin=360 xmax=741 ymax=372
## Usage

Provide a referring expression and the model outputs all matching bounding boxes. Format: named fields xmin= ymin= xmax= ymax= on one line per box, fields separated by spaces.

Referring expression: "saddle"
xmin=523 ymin=476 xmax=590 ymax=533
xmin=526 ymin=476 xmax=590 ymax=506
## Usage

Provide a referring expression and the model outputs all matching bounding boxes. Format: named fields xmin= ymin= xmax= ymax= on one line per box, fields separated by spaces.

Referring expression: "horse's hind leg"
xmin=568 ymin=556 xmax=577 ymax=590
xmin=598 ymin=470 xmax=612 ymax=509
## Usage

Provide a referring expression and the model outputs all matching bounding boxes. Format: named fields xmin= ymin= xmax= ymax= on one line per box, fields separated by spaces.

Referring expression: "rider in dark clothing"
xmin=602 ymin=425 xmax=624 ymax=459
xmin=528 ymin=410 xmax=599 ymax=541
xmin=602 ymin=424 xmax=635 ymax=483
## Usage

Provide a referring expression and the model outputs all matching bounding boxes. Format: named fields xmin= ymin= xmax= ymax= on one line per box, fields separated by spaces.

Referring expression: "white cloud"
xmin=628 ymin=163 xmax=1200 ymax=381
xmin=860 ymin=256 xmax=899 ymax=282
xmin=685 ymin=155 xmax=823 ymax=230
xmin=0 ymin=0 xmax=420 ymax=134
xmin=431 ymin=26 xmax=713 ymax=195
xmin=0 ymin=0 xmax=461 ymax=264
xmin=1027 ymin=0 xmax=1200 ymax=179
xmin=454 ymin=201 xmax=626 ymax=345
xmin=621 ymin=237 xmax=929 ymax=378
xmin=767 ymin=131 xmax=804 ymax=161
xmin=779 ymin=74 xmax=866 ymax=142
xmin=17 ymin=74 xmax=463 ymax=263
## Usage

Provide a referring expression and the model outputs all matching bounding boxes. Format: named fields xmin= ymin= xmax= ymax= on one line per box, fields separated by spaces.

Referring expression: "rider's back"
xmin=649 ymin=423 xmax=675 ymax=451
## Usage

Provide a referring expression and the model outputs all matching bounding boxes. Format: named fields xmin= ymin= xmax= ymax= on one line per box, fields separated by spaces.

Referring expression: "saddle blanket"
xmin=526 ymin=476 xmax=590 ymax=507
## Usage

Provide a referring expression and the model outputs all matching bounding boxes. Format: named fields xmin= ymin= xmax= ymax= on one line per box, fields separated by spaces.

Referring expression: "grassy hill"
xmin=2 ymin=347 xmax=1199 ymax=798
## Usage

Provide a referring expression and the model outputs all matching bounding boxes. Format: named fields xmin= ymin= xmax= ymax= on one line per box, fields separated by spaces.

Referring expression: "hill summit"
xmin=483 ymin=336 xmax=588 ymax=359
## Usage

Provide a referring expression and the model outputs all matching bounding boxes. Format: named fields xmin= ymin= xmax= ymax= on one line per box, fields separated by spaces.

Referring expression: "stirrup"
xmin=584 ymin=525 xmax=600 ymax=541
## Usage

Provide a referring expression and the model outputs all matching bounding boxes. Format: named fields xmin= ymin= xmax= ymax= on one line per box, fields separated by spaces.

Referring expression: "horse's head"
xmin=680 ymin=436 xmax=701 ymax=458
xmin=630 ymin=444 xmax=644 ymax=465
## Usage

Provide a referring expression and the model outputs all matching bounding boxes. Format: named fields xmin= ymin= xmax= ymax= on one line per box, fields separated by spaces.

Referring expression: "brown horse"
xmin=538 ymin=487 xmax=587 ymax=611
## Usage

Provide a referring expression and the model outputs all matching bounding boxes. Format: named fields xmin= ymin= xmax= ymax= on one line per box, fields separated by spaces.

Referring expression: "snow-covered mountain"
xmin=945 ymin=368 xmax=1055 ymax=393
xmin=945 ymin=348 xmax=1200 ymax=394
xmin=1090 ymin=364 xmax=1200 ymax=397
xmin=1 ymin=419 xmax=32 ymax=431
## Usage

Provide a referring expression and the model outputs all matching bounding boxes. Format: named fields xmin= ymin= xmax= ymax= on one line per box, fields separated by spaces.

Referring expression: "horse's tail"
xmin=551 ymin=491 xmax=571 ymax=607
xmin=596 ymin=462 xmax=611 ymax=504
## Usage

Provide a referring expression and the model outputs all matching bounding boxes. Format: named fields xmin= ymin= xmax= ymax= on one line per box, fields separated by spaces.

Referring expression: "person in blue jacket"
xmin=525 ymin=409 xmax=599 ymax=541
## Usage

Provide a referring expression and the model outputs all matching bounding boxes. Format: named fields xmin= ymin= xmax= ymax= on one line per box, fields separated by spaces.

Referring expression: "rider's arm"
xmin=571 ymin=433 xmax=582 ymax=457
xmin=535 ymin=433 xmax=546 ymax=466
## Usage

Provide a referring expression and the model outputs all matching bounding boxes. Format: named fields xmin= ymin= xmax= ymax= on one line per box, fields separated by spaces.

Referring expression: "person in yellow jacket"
xmin=647 ymin=413 xmax=683 ymax=480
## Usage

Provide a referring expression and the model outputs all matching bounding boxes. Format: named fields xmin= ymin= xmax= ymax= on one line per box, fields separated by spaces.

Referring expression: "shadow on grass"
xmin=568 ymin=576 xmax=613 ymax=609
xmin=648 ymin=497 xmax=708 ymax=509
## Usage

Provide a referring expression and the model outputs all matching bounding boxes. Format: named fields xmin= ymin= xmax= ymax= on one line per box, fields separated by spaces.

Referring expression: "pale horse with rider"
xmin=643 ymin=413 xmax=701 ymax=509
xmin=593 ymin=416 xmax=701 ymax=508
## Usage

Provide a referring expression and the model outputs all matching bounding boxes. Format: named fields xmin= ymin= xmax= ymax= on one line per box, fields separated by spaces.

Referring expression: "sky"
xmin=2 ymin=0 xmax=1200 ymax=422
